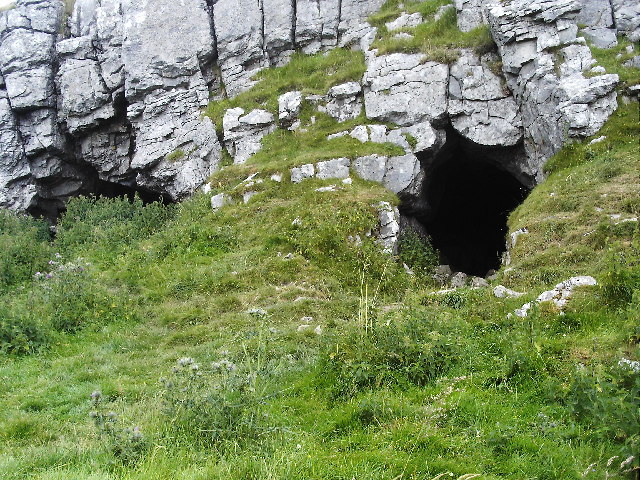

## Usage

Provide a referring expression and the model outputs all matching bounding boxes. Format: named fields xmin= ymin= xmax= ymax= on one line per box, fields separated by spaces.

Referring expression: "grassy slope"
xmin=0 ymin=5 xmax=639 ymax=480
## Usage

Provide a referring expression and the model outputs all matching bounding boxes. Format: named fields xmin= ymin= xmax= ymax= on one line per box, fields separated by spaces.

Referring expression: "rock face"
xmin=0 ymin=0 xmax=634 ymax=216
xmin=0 ymin=0 xmax=398 ymax=216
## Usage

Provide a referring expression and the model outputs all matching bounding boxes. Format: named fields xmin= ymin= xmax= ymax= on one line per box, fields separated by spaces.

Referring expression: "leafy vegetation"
xmin=369 ymin=0 xmax=495 ymax=62
xmin=0 ymin=9 xmax=639 ymax=478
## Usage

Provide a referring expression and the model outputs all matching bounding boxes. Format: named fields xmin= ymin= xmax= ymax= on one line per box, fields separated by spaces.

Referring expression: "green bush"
xmin=565 ymin=361 xmax=639 ymax=447
xmin=55 ymin=196 xmax=173 ymax=260
xmin=160 ymin=356 xmax=272 ymax=448
xmin=0 ymin=210 xmax=52 ymax=292
xmin=600 ymin=243 xmax=640 ymax=307
xmin=322 ymin=314 xmax=457 ymax=397
xmin=398 ymin=226 xmax=439 ymax=279
xmin=0 ymin=299 xmax=49 ymax=355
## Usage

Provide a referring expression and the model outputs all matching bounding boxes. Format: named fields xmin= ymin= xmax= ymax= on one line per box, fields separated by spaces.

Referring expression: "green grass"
xmin=368 ymin=0 xmax=495 ymax=63
xmin=205 ymin=49 xmax=367 ymax=135
xmin=0 ymin=13 xmax=639 ymax=478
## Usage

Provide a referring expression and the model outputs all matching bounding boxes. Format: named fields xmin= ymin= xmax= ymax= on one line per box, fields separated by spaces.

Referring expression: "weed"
xmin=89 ymin=390 xmax=147 ymax=466
xmin=398 ymin=225 xmax=439 ymax=279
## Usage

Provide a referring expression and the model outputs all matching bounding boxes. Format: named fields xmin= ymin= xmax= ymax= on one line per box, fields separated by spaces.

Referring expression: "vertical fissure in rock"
xmin=291 ymin=0 xmax=297 ymax=46
xmin=401 ymin=127 xmax=531 ymax=277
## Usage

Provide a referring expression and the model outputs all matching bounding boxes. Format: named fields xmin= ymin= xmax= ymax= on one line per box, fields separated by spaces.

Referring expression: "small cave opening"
xmin=403 ymin=130 xmax=531 ymax=278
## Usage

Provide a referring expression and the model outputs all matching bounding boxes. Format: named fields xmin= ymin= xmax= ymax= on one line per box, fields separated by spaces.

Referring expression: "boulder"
xmin=325 ymin=82 xmax=363 ymax=122
xmin=316 ymin=158 xmax=350 ymax=180
xmin=363 ymin=53 xmax=449 ymax=126
xmin=448 ymin=50 xmax=522 ymax=146
xmin=376 ymin=201 xmax=400 ymax=254
xmin=223 ymin=108 xmax=276 ymax=164
xmin=278 ymin=91 xmax=303 ymax=130
xmin=385 ymin=12 xmax=423 ymax=31
xmin=290 ymin=164 xmax=315 ymax=183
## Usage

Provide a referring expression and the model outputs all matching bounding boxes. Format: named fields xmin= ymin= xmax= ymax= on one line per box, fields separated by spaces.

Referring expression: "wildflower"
xmin=90 ymin=390 xmax=102 ymax=401
xmin=33 ymin=272 xmax=43 ymax=278
xmin=131 ymin=426 xmax=143 ymax=441
xmin=191 ymin=363 xmax=199 ymax=371
xmin=46 ymin=273 xmax=53 ymax=279
xmin=177 ymin=357 xmax=194 ymax=367
xmin=54 ymin=253 xmax=62 ymax=259
xmin=48 ymin=260 xmax=56 ymax=265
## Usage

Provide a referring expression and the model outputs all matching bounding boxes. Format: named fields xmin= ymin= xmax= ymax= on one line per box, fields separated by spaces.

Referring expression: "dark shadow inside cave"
xmin=404 ymin=130 xmax=531 ymax=277
xmin=92 ymin=179 xmax=170 ymax=205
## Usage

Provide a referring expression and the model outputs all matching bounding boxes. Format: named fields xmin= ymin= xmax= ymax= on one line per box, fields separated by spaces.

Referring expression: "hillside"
xmin=0 ymin=0 xmax=639 ymax=479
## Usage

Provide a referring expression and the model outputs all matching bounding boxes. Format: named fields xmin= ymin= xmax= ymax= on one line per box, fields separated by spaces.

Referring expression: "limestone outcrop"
xmin=0 ymin=0 xmax=634 ymax=216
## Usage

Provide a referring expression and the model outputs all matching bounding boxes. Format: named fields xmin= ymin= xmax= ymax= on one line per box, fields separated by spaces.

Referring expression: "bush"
xmin=600 ymin=243 xmax=640 ymax=307
xmin=55 ymin=195 xmax=173 ymax=260
xmin=35 ymin=256 xmax=134 ymax=333
xmin=0 ymin=210 xmax=52 ymax=292
xmin=89 ymin=390 xmax=148 ymax=466
xmin=565 ymin=360 xmax=639 ymax=447
xmin=160 ymin=356 xmax=273 ymax=448
xmin=0 ymin=300 xmax=49 ymax=355
xmin=398 ymin=226 xmax=439 ymax=279
xmin=322 ymin=314 xmax=458 ymax=398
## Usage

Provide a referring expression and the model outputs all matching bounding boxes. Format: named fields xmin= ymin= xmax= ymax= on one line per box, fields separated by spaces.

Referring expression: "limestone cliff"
xmin=0 ymin=0 xmax=635 ymax=217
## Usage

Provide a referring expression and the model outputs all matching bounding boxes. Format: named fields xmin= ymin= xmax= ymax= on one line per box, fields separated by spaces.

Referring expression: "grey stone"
xmin=455 ymin=0 xmax=489 ymax=32
xmin=433 ymin=265 xmax=452 ymax=285
xmin=363 ymin=53 xmax=449 ymax=126
xmin=316 ymin=158 xmax=350 ymax=180
xmin=383 ymin=154 xmax=421 ymax=194
xmin=376 ymin=201 xmax=400 ymax=254
xmin=385 ymin=12 xmax=423 ymax=31
xmin=278 ymin=91 xmax=303 ymax=130
xmin=581 ymin=27 xmax=618 ymax=48
xmin=295 ymin=0 xmax=341 ymax=54
xmin=401 ymin=122 xmax=440 ymax=153
xmin=223 ymin=108 xmax=276 ymax=164
xmin=576 ymin=0 xmax=614 ymax=28
xmin=290 ymin=164 xmax=315 ymax=183
xmin=263 ymin=0 xmax=295 ymax=65
xmin=450 ymin=272 xmax=468 ymax=288
xmin=448 ymin=50 xmax=522 ymax=146
xmin=353 ymin=154 xmax=387 ymax=183
xmin=493 ymin=285 xmax=525 ymax=298
xmin=213 ymin=0 xmax=266 ymax=97
xmin=211 ymin=193 xmax=232 ymax=211
xmin=612 ymin=0 xmax=640 ymax=42
xmin=325 ymin=82 xmax=363 ymax=122
xmin=470 ymin=276 xmax=489 ymax=288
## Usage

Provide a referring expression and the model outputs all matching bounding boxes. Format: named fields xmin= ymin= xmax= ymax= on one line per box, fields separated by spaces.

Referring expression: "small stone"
xmin=292 ymin=217 xmax=302 ymax=226
xmin=243 ymin=191 xmax=257 ymax=203
xmin=297 ymin=324 xmax=311 ymax=332
xmin=450 ymin=272 xmax=468 ymax=288
xmin=493 ymin=285 xmax=525 ymax=299
xmin=291 ymin=164 xmax=315 ymax=183
xmin=315 ymin=185 xmax=338 ymax=192
xmin=211 ymin=193 xmax=231 ymax=211
xmin=270 ymin=173 xmax=282 ymax=182
xmin=589 ymin=136 xmax=606 ymax=144
xmin=433 ymin=265 xmax=453 ymax=285
xmin=314 ymin=325 xmax=322 ymax=335
xmin=470 ymin=276 xmax=489 ymax=288
xmin=342 ymin=177 xmax=353 ymax=185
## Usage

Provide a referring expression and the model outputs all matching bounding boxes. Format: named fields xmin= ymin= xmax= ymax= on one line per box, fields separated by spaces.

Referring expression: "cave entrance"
xmin=405 ymin=132 xmax=531 ymax=277
xmin=92 ymin=179 xmax=170 ymax=205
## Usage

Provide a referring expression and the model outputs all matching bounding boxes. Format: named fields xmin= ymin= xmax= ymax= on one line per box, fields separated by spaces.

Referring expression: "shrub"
xmin=55 ymin=195 xmax=173 ymax=260
xmin=600 ymin=243 xmax=640 ymax=307
xmin=322 ymin=314 xmax=458 ymax=397
xmin=160 ymin=356 xmax=273 ymax=448
xmin=398 ymin=226 xmax=439 ymax=279
xmin=89 ymin=390 xmax=147 ymax=466
xmin=0 ymin=300 xmax=49 ymax=355
xmin=0 ymin=210 xmax=52 ymax=292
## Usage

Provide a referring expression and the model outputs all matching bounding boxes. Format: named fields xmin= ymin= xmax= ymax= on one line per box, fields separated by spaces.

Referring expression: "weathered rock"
xmin=295 ymin=0 xmax=340 ymax=54
xmin=612 ymin=0 xmax=640 ymax=42
xmin=263 ymin=0 xmax=295 ymax=65
xmin=385 ymin=12 xmax=423 ymax=31
xmin=376 ymin=201 xmax=400 ymax=254
xmin=576 ymin=0 xmax=614 ymax=28
xmin=448 ymin=50 xmax=522 ymax=146
xmin=0 ymin=90 xmax=35 ymax=211
xmin=514 ymin=276 xmax=597 ymax=317
xmin=316 ymin=158 xmax=350 ymax=180
xmin=290 ymin=164 xmax=315 ymax=183
xmin=450 ymin=272 xmax=468 ymax=288
xmin=433 ymin=265 xmax=453 ymax=285
xmin=211 ymin=192 xmax=232 ymax=211
xmin=581 ymin=27 xmax=618 ymax=48
xmin=363 ymin=53 xmax=449 ymax=126
xmin=383 ymin=154 xmax=422 ymax=195
xmin=470 ymin=276 xmax=489 ymax=288
xmin=278 ymin=91 xmax=303 ymax=130
xmin=455 ymin=0 xmax=489 ymax=32
xmin=325 ymin=82 xmax=363 ymax=122
xmin=213 ymin=0 xmax=266 ymax=97
xmin=223 ymin=108 xmax=276 ymax=164
xmin=487 ymin=0 xmax=619 ymax=179
xmin=353 ymin=154 xmax=388 ymax=183
xmin=493 ymin=285 xmax=524 ymax=298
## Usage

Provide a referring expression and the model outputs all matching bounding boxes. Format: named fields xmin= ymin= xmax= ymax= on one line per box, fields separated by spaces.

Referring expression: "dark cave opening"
xmin=405 ymin=132 xmax=531 ymax=277
xmin=91 ymin=178 xmax=170 ymax=206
